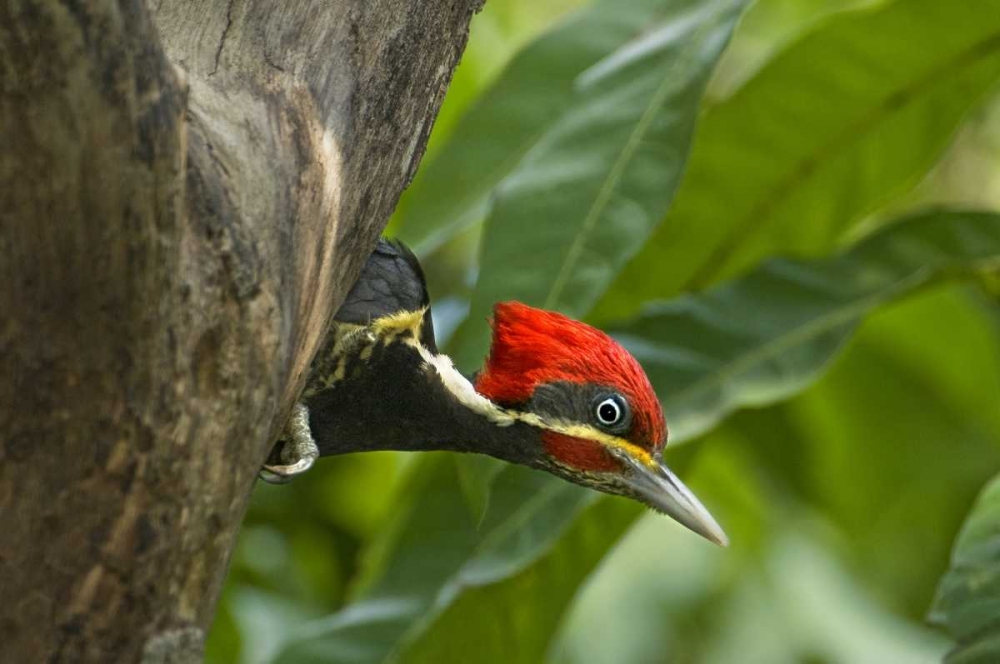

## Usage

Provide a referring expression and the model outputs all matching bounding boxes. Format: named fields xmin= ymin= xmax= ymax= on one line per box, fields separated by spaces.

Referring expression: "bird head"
xmin=475 ymin=302 xmax=727 ymax=546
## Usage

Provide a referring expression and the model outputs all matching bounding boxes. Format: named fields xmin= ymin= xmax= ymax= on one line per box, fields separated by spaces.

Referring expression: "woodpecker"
xmin=262 ymin=240 xmax=727 ymax=546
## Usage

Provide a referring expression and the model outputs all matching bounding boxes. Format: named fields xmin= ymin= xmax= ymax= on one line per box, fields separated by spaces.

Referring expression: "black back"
xmin=335 ymin=239 xmax=437 ymax=352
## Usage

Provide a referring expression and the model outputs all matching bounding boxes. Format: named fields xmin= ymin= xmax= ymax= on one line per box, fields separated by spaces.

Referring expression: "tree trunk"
xmin=0 ymin=1 xmax=481 ymax=661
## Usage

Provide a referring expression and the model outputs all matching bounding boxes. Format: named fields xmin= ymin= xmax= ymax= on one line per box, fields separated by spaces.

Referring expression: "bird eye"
xmin=595 ymin=396 xmax=626 ymax=427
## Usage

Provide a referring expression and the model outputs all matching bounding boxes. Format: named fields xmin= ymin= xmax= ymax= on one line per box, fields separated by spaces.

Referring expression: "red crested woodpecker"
xmin=262 ymin=240 xmax=727 ymax=546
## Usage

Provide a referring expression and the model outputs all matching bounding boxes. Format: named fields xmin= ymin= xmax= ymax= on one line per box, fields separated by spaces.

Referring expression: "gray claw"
xmin=259 ymin=456 xmax=315 ymax=484
xmin=259 ymin=403 xmax=319 ymax=484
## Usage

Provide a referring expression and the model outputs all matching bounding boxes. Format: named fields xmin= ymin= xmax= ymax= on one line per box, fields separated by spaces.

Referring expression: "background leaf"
xmin=270 ymin=457 xmax=597 ymax=663
xmin=445 ymin=0 xmax=747 ymax=370
xmin=930 ymin=474 xmax=1000 ymax=663
xmin=273 ymin=211 xmax=1000 ymax=663
xmin=398 ymin=0 xmax=712 ymax=255
xmin=556 ymin=284 xmax=1000 ymax=663
xmin=439 ymin=0 xmax=747 ymax=522
xmin=598 ymin=0 xmax=1000 ymax=321
xmin=615 ymin=210 xmax=1000 ymax=443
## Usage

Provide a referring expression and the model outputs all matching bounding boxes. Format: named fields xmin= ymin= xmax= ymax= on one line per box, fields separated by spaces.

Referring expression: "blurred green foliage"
xmin=931 ymin=476 xmax=1000 ymax=663
xmin=207 ymin=1 xmax=1000 ymax=662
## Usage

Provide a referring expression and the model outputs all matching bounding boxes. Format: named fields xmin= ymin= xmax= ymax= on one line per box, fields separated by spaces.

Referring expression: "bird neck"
xmin=304 ymin=327 xmax=543 ymax=467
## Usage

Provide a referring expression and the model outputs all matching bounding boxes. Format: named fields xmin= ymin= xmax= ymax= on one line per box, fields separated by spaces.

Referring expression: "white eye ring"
xmin=595 ymin=397 xmax=624 ymax=426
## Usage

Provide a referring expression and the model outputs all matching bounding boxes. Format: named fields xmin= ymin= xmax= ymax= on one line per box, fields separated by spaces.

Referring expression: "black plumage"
xmin=297 ymin=239 xmax=541 ymax=467
xmin=335 ymin=239 xmax=437 ymax=353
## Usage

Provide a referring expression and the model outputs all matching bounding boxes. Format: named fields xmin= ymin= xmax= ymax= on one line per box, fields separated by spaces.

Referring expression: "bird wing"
xmin=335 ymin=238 xmax=438 ymax=353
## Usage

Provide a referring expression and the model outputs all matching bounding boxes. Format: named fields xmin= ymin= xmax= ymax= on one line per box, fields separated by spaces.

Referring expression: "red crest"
xmin=475 ymin=302 xmax=666 ymax=450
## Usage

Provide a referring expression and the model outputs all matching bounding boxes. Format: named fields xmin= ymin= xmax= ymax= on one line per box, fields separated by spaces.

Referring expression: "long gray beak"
xmin=617 ymin=453 xmax=729 ymax=547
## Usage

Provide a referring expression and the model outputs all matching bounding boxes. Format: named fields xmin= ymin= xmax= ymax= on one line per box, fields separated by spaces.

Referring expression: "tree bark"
xmin=0 ymin=1 xmax=481 ymax=661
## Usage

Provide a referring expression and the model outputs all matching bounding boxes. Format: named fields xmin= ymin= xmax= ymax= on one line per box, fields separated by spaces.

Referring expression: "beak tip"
xmin=692 ymin=515 xmax=729 ymax=548
xmin=616 ymin=453 xmax=731 ymax=548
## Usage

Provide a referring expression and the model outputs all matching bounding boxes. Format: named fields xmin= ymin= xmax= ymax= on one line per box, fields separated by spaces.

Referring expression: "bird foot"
xmin=259 ymin=403 xmax=319 ymax=484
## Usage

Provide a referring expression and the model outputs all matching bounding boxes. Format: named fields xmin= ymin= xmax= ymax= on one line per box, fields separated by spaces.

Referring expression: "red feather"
xmin=475 ymin=302 xmax=666 ymax=450
xmin=542 ymin=431 xmax=621 ymax=473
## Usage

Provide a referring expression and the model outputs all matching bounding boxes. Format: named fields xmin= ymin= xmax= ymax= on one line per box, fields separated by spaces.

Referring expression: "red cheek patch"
xmin=542 ymin=432 xmax=621 ymax=473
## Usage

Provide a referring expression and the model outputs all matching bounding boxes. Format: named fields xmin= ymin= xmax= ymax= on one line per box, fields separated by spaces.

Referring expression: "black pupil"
xmin=599 ymin=401 xmax=619 ymax=423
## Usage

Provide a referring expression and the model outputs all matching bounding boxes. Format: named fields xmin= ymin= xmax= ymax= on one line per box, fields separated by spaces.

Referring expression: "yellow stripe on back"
xmin=371 ymin=307 xmax=426 ymax=342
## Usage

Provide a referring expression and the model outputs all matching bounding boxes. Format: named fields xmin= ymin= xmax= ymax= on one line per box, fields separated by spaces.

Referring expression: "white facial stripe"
xmin=382 ymin=308 xmax=516 ymax=427
xmin=426 ymin=353 xmax=516 ymax=426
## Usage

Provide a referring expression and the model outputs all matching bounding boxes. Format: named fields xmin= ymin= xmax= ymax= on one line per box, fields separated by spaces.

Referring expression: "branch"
xmin=0 ymin=0 xmax=482 ymax=661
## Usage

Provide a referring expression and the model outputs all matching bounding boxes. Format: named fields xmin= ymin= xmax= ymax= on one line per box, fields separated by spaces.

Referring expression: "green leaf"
xmin=599 ymin=0 xmax=1000 ymax=321
xmin=398 ymin=0 xmax=741 ymax=257
xmin=775 ymin=290 xmax=1000 ymax=614
xmin=930 ymin=474 xmax=1000 ymax=663
xmin=453 ymin=454 xmax=504 ymax=525
xmin=397 ymin=496 xmax=639 ymax=664
xmin=706 ymin=0 xmax=888 ymax=102
xmin=613 ymin=210 xmax=1000 ymax=444
xmin=270 ymin=456 xmax=598 ymax=664
xmin=274 ymin=211 xmax=1000 ymax=664
xmin=436 ymin=209 xmax=1000 ymax=661
xmin=439 ymin=0 xmax=746 ymax=519
xmin=448 ymin=0 xmax=747 ymax=371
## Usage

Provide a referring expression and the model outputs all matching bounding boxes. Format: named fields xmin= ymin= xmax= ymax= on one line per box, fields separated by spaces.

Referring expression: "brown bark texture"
xmin=0 ymin=0 xmax=481 ymax=661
